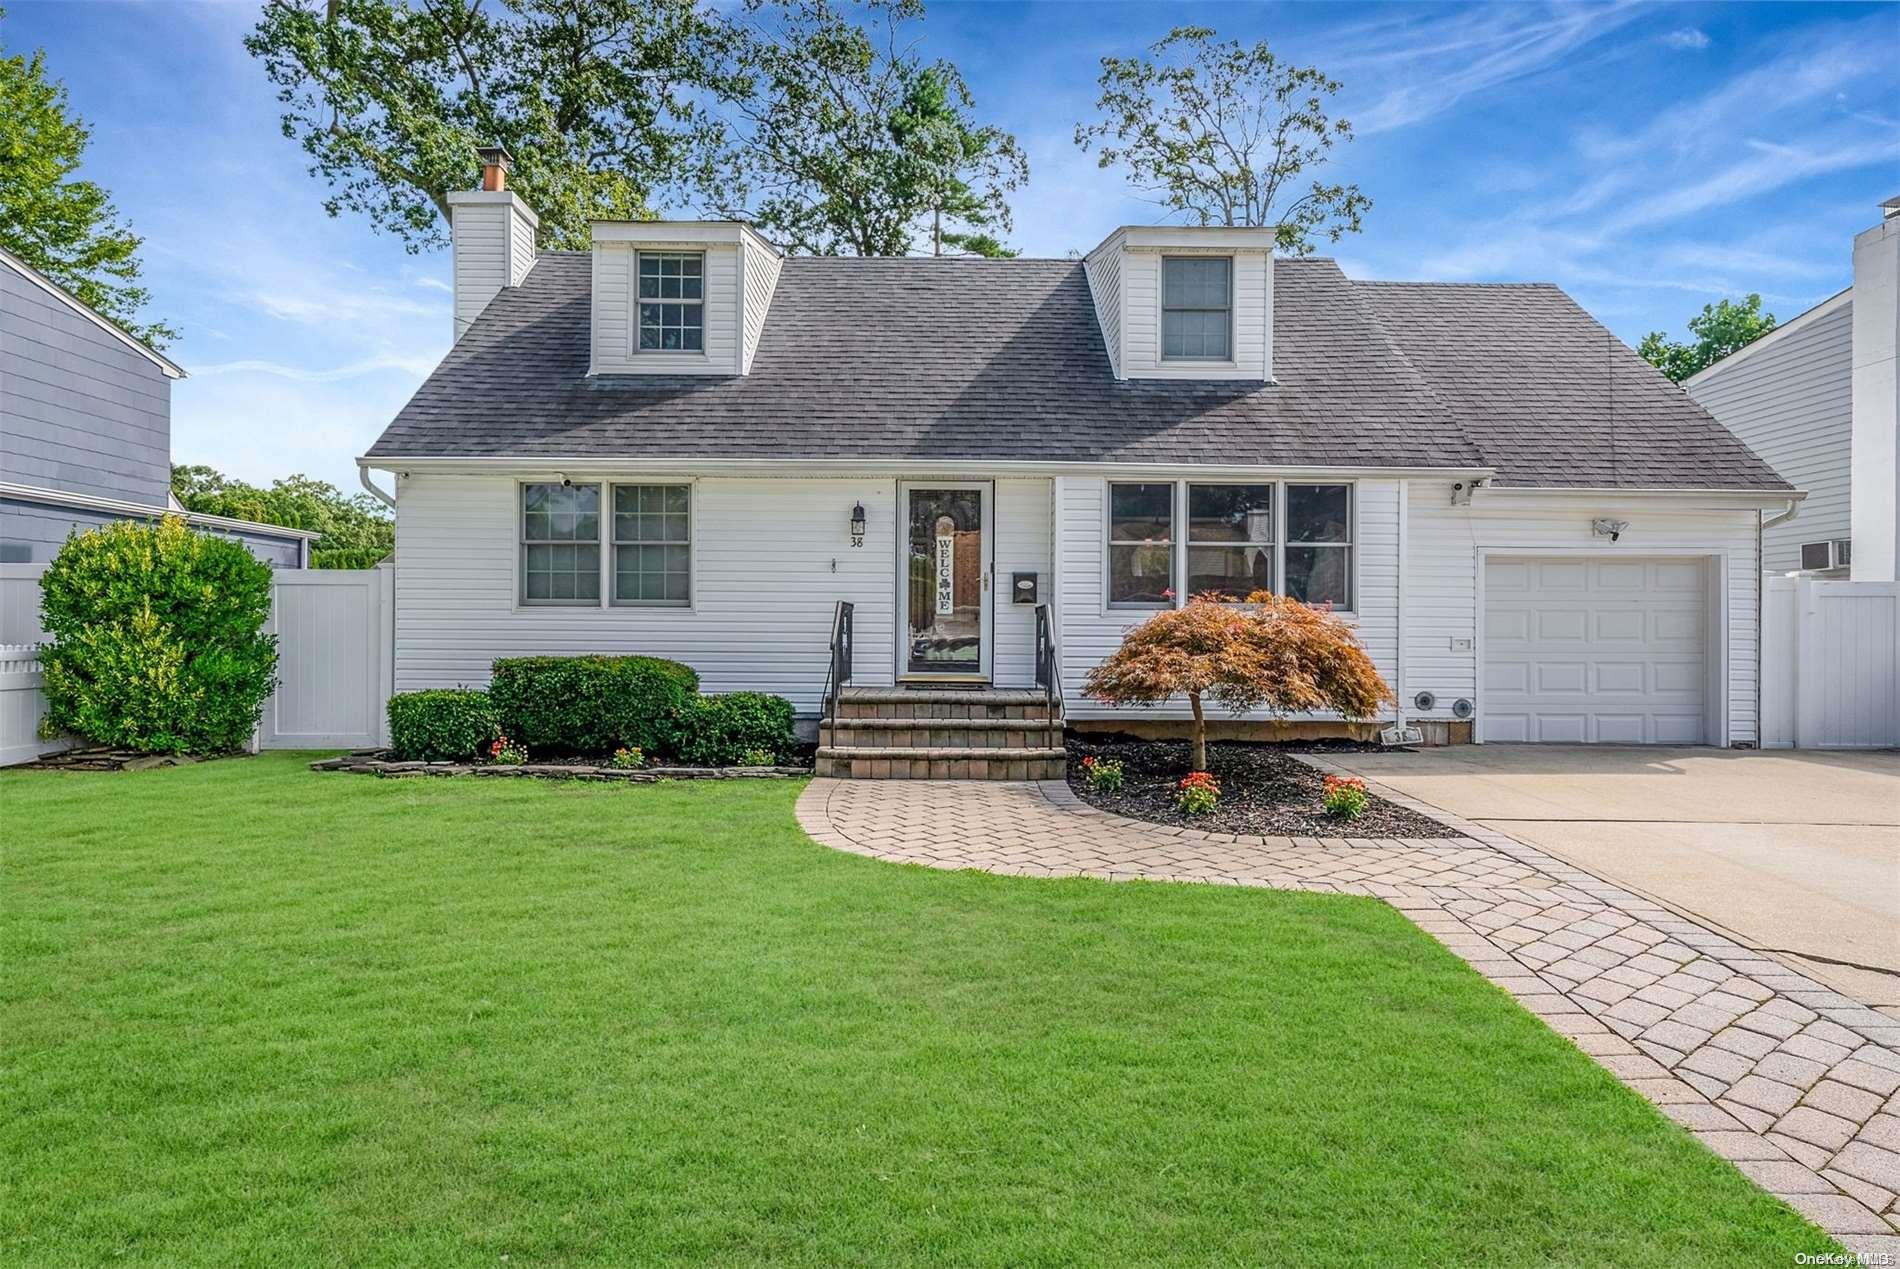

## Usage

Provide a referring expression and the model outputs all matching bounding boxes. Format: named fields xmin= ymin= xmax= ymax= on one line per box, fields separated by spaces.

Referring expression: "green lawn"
xmin=2 ymin=754 xmax=1831 ymax=1265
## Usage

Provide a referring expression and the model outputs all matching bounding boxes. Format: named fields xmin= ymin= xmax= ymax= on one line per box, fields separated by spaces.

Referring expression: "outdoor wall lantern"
xmin=850 ymin=502 xmax=867 ymax=547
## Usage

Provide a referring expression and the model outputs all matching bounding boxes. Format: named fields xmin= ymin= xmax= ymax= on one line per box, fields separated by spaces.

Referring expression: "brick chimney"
xmin=445 ymin=144 xmax=539 ymax=342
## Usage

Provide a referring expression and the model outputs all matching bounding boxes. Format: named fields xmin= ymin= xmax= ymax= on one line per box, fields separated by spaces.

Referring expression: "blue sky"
xmin=6 ymin=1 xmax=1897 ymax=492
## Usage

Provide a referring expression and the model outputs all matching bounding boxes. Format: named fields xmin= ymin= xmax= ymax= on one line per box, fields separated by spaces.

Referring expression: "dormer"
xmin=587 ymin=221 xmax=783 ymax=377
xmin=1083 ymin=226 xmax=1274 ymax=382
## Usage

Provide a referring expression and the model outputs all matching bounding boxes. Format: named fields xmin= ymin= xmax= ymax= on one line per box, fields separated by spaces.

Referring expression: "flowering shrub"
xmin=1176 ymin=770 xmax=1220 ymax=814
xmin=1322 ymin=774 xmax=1369 ymax=820
xmin=737 ymin=746 xmax=777 ymax=767
xmin=1079 ymin=755 xmax=1124 ymax=792
xmin=610 ymin=746 xmax=645 ymax=770
xmin=488 ymin=734 xmax=528 ymax=766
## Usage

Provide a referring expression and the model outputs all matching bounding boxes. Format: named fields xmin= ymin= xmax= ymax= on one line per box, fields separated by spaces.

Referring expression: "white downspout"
xmin=1754 ymin=497 xmax=1799 ymax=749
xmin=358 ymin=465 xmax=396 ymax=509
xmin=1393 ymin=478 xmax=1408 ymax=733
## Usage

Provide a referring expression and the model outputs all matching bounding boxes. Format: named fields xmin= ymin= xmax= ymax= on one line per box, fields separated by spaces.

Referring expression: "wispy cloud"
xmin=1321 ymin=3 xmax=1644 ymax=134
xmin=1661 ymin=28 xmax=1710 ymax=51
xmin=190 ymin=352 xmax=443 ymax=382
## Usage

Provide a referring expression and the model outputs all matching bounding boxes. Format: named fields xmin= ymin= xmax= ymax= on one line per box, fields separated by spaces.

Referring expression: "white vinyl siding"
xmin=1081 ymin=239 xmax=1124 ymax=378
xmin=591 ymin=241 xmax=740 ymax=375
xmin=1119 ymin=250 xmax=1270 ymax=381
xmin=740 ymin=231 xmax=783 ymax=372
xmin=393 ymin=474 xmax=1054 ymax=713
xmin=1405 ymin=482 xmax=1758 ymax=745
xmin=1686 ymin=296 xmax=1852 ymax=573
xmin=449 ymin=194 xmax=537 ymax=342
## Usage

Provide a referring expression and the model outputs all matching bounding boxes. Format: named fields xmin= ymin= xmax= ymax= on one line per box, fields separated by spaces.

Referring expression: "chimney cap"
xmin=476 ymin=145 xmax=515 ymax=171
xmin=1882 ymin=194 xmax=1900 ymax=220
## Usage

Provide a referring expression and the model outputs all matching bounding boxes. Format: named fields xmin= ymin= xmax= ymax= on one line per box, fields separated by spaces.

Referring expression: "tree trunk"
xmin=933 ymin=207 xmax=942 ymax=257
xmin=1188 ymin=690 xmax=1206 ymax=772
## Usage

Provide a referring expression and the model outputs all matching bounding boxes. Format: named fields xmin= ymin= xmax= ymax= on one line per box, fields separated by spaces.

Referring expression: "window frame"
xmin=513 ymin=479 xmax=696 ymax=612
xmin=1104 ymin=480 xmax=1181 ymax=610
xmin=1159 ymin=254 xmax=1235 ymax=363
xmin=1103 ymin=479 xmax=1357 ymax=616
xmin=634 ymin=250 xmax=707 ymax=356
xmin=610 ymin=483 xmax=693 ymax=608
xmin=518 ymin=481 xmax=605 ymax=608
xmin=1185 ymin=482 xmax=1276 ymax=601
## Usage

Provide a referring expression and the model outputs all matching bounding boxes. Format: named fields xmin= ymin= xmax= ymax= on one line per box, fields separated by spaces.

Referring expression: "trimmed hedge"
xmin=386 ymin=689 xmax=499 ymax=761
xmin=488 ymin=655 xmax=699 ymax=756
xmin=38 ymin=517 xmax=278 ymax=754
xmin=676 ymin=691 xmax=797 ymax=767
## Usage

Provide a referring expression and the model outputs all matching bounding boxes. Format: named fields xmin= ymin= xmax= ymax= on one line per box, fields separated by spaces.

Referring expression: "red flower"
xmin=1178 ymin=771 xmax=1219 ymax=793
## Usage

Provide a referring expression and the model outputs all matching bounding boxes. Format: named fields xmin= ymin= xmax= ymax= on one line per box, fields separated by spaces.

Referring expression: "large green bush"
xmin=676 ymin=692 xmax=797 ymax=767
xmin=386 ymin=690 xmax=499 ymax=761
xmin=488 ymin=655 xmax=699 ymax=756
xmin=38 ymin=517 xmax=278 ymax=754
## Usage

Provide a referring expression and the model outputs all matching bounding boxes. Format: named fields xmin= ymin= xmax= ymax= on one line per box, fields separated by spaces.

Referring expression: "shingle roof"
xmin=1355 ymin=281 xmax=1789 ymax=490
xmin=366 ymin=252 xmax=1790 ymax=492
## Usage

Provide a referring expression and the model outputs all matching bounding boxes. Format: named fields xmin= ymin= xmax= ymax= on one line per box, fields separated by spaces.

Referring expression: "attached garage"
xmin=1481 ymin=555 xmax=1713 ymax=744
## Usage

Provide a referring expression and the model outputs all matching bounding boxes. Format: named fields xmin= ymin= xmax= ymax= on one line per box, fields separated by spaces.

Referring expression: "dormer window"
xmin=1161 ymin=256 xmax=1231 ymax=360
xmin=637 ymin=252 xmax=704 ymax=352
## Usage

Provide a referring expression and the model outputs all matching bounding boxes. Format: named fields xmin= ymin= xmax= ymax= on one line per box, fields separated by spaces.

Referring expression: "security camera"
xmin=561 ymin=476 xmax=573 ymax=488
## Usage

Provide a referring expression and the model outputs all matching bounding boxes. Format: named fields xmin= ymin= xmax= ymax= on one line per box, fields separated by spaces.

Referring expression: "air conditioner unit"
xmin=1798 ymin=539 xmax=1852 ymax=571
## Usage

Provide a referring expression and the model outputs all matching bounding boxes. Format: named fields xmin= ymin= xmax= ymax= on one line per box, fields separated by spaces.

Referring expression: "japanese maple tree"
xmin=1083 ymin=591 xmax=1393 ymax=771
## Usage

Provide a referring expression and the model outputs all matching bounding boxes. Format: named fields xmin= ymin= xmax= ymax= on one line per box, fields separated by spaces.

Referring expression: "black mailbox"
xmin=1011 ymin=572 xmax=1038 ymax=604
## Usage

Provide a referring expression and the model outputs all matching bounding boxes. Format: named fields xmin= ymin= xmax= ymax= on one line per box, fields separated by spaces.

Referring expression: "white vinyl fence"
xmin=0 ymin=563 xmax=394 ymax=764
xmin=1761 ymin=576 xmax=1900 ymax=749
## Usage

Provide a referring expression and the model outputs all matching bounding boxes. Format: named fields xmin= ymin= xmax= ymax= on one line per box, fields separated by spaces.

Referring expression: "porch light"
xmin=850 ymin=502 xmax=867 ymax=547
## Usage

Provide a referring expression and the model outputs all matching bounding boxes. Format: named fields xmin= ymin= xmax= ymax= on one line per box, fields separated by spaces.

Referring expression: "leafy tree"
xmin=0 ymin=13 xmax=176 ymax=347
xmin=1074 ymin=25 xmax=1369 ymax=254
xmin=888 ymin=66 xmax=1024 ymax=257
xmin=171 ymin=465 xmax=393 ymax=567
xmin=245 ymin=0 xmax=731 ymax=251
xmin=1084 ymin=591 xmax=1393 ymax=771
xmin=705 ymin=0 xmax=1024 ymax=256
xmin=1639 ymin=294 xmax=1778 ymax=383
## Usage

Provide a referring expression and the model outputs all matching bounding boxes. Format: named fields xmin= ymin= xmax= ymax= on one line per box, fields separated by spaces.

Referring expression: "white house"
xmin=359 ymin=150 xmax=1799 ymax=775
xmin=1686 ymin=198 xmax=1900 ymax=581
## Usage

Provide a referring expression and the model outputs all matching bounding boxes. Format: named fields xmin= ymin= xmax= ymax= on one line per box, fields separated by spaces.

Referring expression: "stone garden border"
xmin=310 ymin=752 xmax=809 ymax=781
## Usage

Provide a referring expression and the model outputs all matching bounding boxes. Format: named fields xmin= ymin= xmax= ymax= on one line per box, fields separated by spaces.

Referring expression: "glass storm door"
xmin=900 ymin=484 xmax=990 ymax=679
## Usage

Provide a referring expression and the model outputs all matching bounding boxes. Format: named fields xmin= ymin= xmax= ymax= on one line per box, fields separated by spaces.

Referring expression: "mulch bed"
xmin=1065 ymin=736 xmax=1463 ymax=839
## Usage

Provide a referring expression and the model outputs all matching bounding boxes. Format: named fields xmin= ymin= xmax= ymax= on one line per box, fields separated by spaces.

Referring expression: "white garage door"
xmin=1483 ymin=556 xmax=1708 ymax=744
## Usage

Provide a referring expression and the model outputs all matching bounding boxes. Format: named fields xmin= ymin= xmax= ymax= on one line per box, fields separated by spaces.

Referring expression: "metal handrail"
xmin=823 ymin=600 xmax=854 ymax=722
xmin=1033 ymin=603 xmax=1062 ymax=717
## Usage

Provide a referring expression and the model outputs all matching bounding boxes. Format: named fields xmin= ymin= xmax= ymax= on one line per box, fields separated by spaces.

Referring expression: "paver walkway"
xmin=796 ymin=765 xmax=1900 ymax=1255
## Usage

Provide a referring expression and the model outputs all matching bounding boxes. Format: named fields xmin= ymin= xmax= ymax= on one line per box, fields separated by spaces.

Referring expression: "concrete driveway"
xmin=1326 ymin=746 xmax=1900 ymax=1014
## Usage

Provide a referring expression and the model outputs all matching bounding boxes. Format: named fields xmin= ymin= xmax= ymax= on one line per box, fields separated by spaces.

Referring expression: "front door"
xmin=898 ymin=483 xmax=990 ymax=680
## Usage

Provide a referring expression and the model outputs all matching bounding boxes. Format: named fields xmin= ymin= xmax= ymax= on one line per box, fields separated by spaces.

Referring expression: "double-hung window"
xmin=612 ymin=485 xmax=691 ymax=606
xmin=1283 ymin=484 xmax=1353 ymax=608
xmin=520 ymin=482 xmax=601 ymax=605
xmin=1187 ymin=484 xmax=1274 ymax=598
xmin=519 ymin=482 xmax=691 ymax=607
xmin=1107 ymin=482 xmax=1175 ymax=607
xmin=637 ymin=252 xmax=704 ymax=352
xmin=1161 ymin=256 xmax=1231 ymax=360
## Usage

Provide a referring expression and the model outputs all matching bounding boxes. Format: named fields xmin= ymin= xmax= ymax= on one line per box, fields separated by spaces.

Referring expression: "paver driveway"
xmin=796 ymin=768 xmax=1900 ymax=1255
xmin=1319 ymin=746 xmax=1900 ymax=1014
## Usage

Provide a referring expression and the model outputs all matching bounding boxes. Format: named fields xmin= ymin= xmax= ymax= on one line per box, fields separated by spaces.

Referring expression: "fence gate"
xmin=259 ymin=566 xmax=394 ymax=749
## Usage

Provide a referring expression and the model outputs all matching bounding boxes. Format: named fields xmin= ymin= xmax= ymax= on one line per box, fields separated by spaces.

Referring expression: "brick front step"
xmin=833 ymin=686 xmax=1057 ymax=722
xmin=819 ymin=718 xmax=1066 ymax=750
xmin=814 ymin=746 xmax=1067 ymax=780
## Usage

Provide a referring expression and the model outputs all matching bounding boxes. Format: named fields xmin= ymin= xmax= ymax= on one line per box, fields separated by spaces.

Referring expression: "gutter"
xmin=1753 ymin=497 xmax=1799 ymax=750
xmin=0 ymin=481 xmax=321 ymax=541
xmin=360 ymin=454 xmax=1501 ymax=482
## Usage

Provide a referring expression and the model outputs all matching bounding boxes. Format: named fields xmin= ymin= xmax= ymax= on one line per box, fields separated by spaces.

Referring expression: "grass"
xmin=2 ymin=753 xmax=1832 ymax=1266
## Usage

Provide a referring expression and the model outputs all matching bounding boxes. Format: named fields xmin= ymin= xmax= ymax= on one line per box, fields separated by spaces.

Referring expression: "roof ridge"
xmin=1352 ymin=279 xmax=1560 ymax=290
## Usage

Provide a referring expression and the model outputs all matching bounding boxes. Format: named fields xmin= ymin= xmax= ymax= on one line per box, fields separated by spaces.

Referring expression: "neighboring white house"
xmin=359 ymin=150 xmax=1800 ymax=769
xmin=1686 ymin=199 xmax=1900 ymax=581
